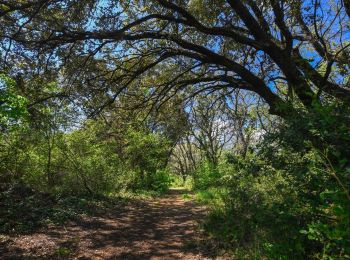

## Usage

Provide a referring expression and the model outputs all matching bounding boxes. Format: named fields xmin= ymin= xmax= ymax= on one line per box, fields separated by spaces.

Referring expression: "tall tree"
xmin=1 ymin=0 xmax=349 ymax=116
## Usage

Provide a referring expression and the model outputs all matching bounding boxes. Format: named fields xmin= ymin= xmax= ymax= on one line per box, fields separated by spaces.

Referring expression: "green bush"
xmin=150 ymin=169 xmax=172 ymax=193
xmin=193 ymin=161 xmax=221 ymax=190
xmin=198 ymin=103 xmax=350 ymax=259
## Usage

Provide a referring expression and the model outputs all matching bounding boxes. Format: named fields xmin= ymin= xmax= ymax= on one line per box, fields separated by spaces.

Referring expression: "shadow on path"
xmin=0 ymin=188 xmax=220 ymax=259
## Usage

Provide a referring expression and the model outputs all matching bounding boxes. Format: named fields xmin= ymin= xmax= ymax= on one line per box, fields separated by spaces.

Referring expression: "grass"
xmin=194 ymin=187 xmax=228 ymax=208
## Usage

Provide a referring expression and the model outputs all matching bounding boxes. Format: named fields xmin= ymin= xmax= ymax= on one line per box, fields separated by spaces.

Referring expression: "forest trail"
xmin=1 ymin=189 xmax=218 ymax=259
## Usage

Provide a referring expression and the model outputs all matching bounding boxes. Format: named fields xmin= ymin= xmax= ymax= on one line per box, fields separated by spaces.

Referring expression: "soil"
xmin=0 ymin=189 xmax=222 ymax=259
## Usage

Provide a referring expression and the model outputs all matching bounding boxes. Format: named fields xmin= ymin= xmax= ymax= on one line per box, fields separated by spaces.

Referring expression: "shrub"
xmin=198 ymin=103 xmax=350 ymax=258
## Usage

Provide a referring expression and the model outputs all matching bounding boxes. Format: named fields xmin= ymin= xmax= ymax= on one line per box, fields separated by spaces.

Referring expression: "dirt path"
xmin=1 ymin=189 xmax=217 ymax=259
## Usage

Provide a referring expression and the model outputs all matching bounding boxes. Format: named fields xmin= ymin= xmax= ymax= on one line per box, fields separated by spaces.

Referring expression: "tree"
xmin=169 ymin=136 xmax=200 ymax=182
xmin=189 ymin=94 xmax=233 ymax=168
xmin=0 ymin=74 xmax=28 ymax=131
xmin=224 ymin=90 xmax=268 ymax=157
xmin=1 ymin=0 xmax=349 ymax=117
xmin=1 ymin=0 xmax=349 ymax=181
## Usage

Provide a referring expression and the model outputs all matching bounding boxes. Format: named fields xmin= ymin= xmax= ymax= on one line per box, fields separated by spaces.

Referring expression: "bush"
xmin=193 ymin=161 xmax=221 ymax=190
xmin=197 ymin=103 xmax=350 ymax=258
xmin=150 ymin=169 xmax=172 ymax=193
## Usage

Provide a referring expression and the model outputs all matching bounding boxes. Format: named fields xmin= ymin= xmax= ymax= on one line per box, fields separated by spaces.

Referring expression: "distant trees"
xmin=189 ymin=95 xmax=232 ymax=167
xmin=169 ymin=136 xmax=200 ymax=183
xmin=224 ymin=90 xmax=268 ymax=157
xmin=168 ymin=91 xmax=267 ymax=181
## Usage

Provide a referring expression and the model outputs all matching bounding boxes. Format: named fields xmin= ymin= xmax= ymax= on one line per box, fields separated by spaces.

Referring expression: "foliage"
xmin=193 ymin=161 xmax=221 ymax=190
xmin=123 ymin=128 xmax=171 ymax=191
xmin=150 ymin=169 xmax=172 ymax=194
xmin=0 ymin=74 xmax=28 ymax=130
xmin=170 ymin=174 xmax=194 ymax=190
xmin=0 ymin=116 xmax=172 ymax=196
xmin=195 ymin=102 xmax=350 ymax=259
